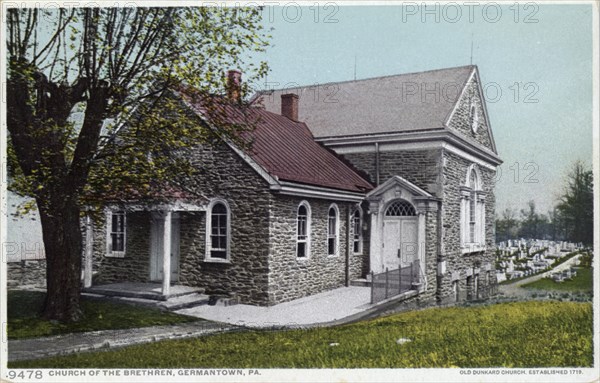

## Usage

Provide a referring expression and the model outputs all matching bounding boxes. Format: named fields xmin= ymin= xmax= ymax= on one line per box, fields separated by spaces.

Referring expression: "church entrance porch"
xmin=366 ymin=176 xmax=440 ymax=292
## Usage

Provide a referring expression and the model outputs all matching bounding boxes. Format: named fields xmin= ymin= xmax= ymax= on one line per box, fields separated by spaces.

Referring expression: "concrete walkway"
xmin=8 ymin=320 xmax=234 ymax=362
xmin=177 ymin=286 xmax=373 ymax=328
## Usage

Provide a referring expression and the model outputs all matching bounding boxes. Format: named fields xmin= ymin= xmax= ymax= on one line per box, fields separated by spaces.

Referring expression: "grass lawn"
xmin=7 ymin=290 xmax=198 ymax=340
xmin=521 ymin=267 xmax=593 ymax=293
xmin=9 ymin=301 xmax=593 ymax=368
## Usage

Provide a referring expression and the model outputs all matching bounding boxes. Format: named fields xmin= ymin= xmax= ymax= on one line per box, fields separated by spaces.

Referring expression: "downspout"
xmin=345 ymin=204 xmax=351 ymax=286
xmin=375 ymin=142 xmax=380 ymax=186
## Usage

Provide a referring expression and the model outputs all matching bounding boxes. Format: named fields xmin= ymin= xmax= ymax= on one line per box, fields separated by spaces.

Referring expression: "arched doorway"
xmin=382 ymin=199 xmax=418 ymax=271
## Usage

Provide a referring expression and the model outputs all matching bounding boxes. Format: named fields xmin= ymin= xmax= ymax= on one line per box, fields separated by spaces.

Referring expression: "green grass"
xmin=7 ymin=290 xmax=198 ymax=340
xmin=521 ymin=267 xmax=593 ymax=293
xmin=9 ymin=301 xmax=593 ymax=368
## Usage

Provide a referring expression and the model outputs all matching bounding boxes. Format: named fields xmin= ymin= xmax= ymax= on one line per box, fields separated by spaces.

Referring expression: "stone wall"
xmin=437 ymin=150 xmax=497 ymax=304
xmin=92 ymin=211 xmax=152 ymax=284
xmin=177 ymin=141 xmax=272 ymax=305
xmin=7 ymin=260 xmax=47 ymax=288
xmin=342 ymin=149 xmax=442 ymax=194
xmin=446 ymin=75 xmax=495 ymax=152
xmin=268 ymin=195 xmax=361 ymax=305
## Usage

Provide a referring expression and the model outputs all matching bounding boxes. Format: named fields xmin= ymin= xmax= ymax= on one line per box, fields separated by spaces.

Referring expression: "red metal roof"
xmin=184 ymin=93 xmax=373 ymax=193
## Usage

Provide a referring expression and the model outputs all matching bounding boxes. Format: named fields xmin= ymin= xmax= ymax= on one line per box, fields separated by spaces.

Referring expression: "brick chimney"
xmin=281 ymin=93 xmax=299 ymax=121
xmin=226 ymin=69 xmax=242 ymax=102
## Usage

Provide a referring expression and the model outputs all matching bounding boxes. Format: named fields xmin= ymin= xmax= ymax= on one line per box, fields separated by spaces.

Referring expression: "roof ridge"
xmin=257 ymin=64 xmax=477 ymax=94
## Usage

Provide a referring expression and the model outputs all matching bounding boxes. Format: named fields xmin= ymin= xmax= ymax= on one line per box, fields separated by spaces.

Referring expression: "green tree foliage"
xmin=6 ymin=6 xmax=269 ymax=321
xmin=495 ymin=208 xmax=519 ymax=243
xmin=518 ymin=200 xmax=548 ymax=240
xmin=556 ymin=161 xmax=594 ymax=245
xmin=495 ymin=162 xmax=593 ymax=245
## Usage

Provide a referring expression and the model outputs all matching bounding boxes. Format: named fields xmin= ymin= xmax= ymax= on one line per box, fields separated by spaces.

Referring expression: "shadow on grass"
xmin=8 ymin=290 xmax=199 ymax=340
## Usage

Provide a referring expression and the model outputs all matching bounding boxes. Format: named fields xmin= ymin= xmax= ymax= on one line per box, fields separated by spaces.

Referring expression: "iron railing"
xmin=370 ymin=260 xmax=420 ymax=304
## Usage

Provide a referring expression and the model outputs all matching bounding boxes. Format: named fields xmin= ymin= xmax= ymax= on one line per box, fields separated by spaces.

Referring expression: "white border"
xmin=1 ymin=2 xmax=598 ymax=383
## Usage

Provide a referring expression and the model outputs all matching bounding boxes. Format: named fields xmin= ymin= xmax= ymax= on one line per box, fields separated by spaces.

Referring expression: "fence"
xmin=370 ymin=260 xmax=420 ymax=304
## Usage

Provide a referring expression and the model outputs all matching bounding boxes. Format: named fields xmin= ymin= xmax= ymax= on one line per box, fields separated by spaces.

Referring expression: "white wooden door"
xmin=382 ymin=218 xmax=418 ymax=271
xmin=399 ymin=219 xmax=418 ymax=267
xmin=382 ymin=220 xmax=401 ymax=271
xmin=150 ymin=217 xmax=180 ymax=282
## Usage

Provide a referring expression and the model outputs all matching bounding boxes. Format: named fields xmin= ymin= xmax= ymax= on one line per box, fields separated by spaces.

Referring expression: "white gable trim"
xmin=443 ymin=67 xmax=498 ymax=154
xmin=443 ymin=67 xmax=476 ymax=127
xmin=367 ymin=175 xmax=433 ymax=199
xmin=473 ymin=66 xmax=499 ymax=153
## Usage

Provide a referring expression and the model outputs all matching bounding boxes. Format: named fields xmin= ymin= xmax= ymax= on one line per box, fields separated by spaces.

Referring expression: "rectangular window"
xmin=328 ymin=214 xmax=336 ymax=255
xmin=297 ymin=215 xmax=307 ymax=257
xmin=469 ymin=194 xmax=476 ymax=243
xmin=297 ymin=242 xmax=306 ymax=258
xmin=353 ymin=211 xmax=362 ymax=253
xmin=107 ymin=211 xmax=126 ymax=257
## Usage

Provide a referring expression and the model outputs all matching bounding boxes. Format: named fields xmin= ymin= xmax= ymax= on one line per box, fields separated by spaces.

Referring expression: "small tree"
xmin=6 ymin=6 xmax=269 ymax=321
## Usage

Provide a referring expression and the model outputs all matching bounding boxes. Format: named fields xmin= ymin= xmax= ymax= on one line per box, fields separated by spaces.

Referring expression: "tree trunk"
xmin=38 ymin=194 xmax=83 ymax=322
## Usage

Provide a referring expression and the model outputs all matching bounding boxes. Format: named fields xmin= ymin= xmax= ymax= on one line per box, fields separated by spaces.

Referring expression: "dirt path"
xmin=498 ymin=254 xmax=582 ymax=298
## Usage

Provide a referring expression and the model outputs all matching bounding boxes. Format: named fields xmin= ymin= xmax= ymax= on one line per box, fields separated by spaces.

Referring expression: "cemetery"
xmin=495 ymin=239 xmax=585 ymax=283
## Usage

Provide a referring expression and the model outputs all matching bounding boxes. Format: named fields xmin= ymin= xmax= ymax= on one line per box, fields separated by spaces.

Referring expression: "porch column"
xmin=417 ymin=211 xmax=426 ymax=287
xmin=162 ymin=211 xmax=172 ymax=296
xmin=367 ymin=198 xmax=382 ymax=273
xmin=84 ymin=215 xmax=94 ymax=288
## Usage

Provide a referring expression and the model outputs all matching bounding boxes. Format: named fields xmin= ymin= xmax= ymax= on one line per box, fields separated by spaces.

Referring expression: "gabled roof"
xmin=183 ymin=94 xmax=373 ymax=193
xmin=254 ymin=65 xmax=475 ymax=139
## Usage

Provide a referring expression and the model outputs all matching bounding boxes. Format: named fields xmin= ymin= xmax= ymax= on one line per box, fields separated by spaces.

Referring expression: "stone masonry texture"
xmin=89 ymin=73 xmax=499 ymax=308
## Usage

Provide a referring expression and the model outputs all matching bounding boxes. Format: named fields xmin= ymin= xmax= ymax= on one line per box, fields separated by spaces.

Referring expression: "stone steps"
xmin=159 ymin=293 xmax=211 ymax=311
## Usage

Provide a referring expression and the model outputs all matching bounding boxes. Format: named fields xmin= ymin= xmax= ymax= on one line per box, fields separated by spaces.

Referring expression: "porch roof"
xmin=103 ymin=199 xmax=207 ymax=212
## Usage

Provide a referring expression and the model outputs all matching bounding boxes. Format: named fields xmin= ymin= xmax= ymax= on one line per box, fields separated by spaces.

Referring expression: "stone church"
xmin=85 ymin=65 xmax=502 ymax=306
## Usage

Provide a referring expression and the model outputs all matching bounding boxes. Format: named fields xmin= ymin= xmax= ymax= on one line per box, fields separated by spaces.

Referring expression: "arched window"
xmin=327 ymin=204 xmax=339 ymax=256
xmin=461 ymin=165 xmax=486 ymax=253
xmin=206 ymin=200 xmax=230 ymax=261
xmin=297 ymin=202 xmax=311 ymax=258
xmin=385 ymin=200 xmax=416 ymax=216
xmin=352 ymin=208 xmax=363 ymax=254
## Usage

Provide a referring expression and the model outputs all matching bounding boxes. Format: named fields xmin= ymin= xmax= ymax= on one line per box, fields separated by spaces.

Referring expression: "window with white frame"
xmin=461 ymin=164 xmax=486 ymax=253
xmin=327 ymin=204 xmax=339 ymax=256
xmin=107 ymin=211 xmax=126 ymax=257
xmin=297 ymin=202 xmax=311 ymax=258
xmin=352 ymin=208 xmax=363 ymax=254
xmin=206 ymin=200 xmax=230 ymax=261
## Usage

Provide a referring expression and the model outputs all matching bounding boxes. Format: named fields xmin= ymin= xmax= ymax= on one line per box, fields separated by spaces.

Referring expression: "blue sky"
xmin=249 ymin=3 xmax=594 ymax=216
